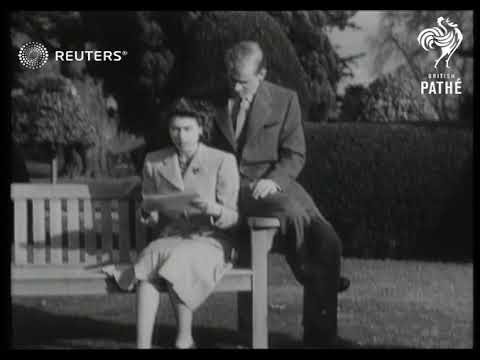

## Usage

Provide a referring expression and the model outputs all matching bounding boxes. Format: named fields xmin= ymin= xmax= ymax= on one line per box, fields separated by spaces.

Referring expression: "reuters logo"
xmin=18 ymin=41 xmax=128 ymax=70
xmin=18 ymin=42 xmax=49 ymax=70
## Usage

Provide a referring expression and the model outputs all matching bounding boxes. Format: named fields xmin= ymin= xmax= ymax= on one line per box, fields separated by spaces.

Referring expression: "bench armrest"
xmin=246 ymin=217 xmax=279 ymax=262
xmin=247 ymin=217 xmax=281 ymax=229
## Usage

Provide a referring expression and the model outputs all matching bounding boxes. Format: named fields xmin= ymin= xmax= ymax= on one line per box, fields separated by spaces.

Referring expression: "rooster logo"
xmin=417 ymin=17 xmax=463 ymax=69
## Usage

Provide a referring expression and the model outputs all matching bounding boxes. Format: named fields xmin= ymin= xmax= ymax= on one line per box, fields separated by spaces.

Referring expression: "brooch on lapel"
xmin=192 ymin=167 xmax=200 ymax=175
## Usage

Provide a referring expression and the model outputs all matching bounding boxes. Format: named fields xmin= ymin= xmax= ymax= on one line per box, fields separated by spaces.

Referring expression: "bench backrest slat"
xmin=67 ymin=199 xmax=81 ymax=264
xmin=111 ymin=200 xmax=120 ymax=263
xmin=11 ymin=183 xmax=142 ymax=267
xmin=119 ymin=200 xmax=131 ymax=262
xmin=32 ymin=200 xmax=46 ymax=265
xmin=83 ymin=199 xmax=98 ymax=265
xmin=13 ymin=200 xmax=28 ymax=265
xmin=49 ymin=199 xmax=63 ymax=264
xmin=100 ymin=201 xmax=114 ymax=263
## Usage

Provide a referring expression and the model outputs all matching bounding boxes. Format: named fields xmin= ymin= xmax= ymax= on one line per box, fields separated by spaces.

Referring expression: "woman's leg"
xmin=168 ymin=284 xmax=195 ymax=348
xmin=136 ymin=280 xmax=161 ymax=349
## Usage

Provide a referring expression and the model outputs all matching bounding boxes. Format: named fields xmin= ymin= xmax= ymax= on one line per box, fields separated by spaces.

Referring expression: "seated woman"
xmin=104 ymin=98 xmax=239 ymax=349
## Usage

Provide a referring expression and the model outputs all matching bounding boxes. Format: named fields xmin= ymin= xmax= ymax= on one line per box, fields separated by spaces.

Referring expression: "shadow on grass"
xmin=11 ymin=303 xmax=296 ymax=349
xmin=271 ymin=337 xmax=409 ymax=349
xmin=12 ymin=304 xmax=408 ymax=349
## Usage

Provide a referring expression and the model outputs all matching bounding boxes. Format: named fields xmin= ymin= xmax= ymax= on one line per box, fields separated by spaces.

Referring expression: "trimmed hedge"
xmin=298 ymin=122 xmax=472 ymax=261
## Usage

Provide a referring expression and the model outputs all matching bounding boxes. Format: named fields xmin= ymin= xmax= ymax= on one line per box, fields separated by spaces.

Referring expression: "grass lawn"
xmin=11 ymin=256 xmax=473 ymax=349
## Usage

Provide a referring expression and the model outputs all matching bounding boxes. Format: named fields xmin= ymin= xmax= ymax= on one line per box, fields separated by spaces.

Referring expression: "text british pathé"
xmin=420 ymin=73 xmax=462 ymax=95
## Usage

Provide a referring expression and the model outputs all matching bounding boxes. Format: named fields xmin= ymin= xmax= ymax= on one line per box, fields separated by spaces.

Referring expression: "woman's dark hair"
xmin=166 ymin=97 xmax=215 ymax=144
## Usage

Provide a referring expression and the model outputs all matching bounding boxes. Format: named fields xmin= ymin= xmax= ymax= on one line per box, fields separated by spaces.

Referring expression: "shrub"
xmin=72 ymin=76 xmax=146 ymax=178
xmin=339 ymin=66 xmax=438 ymax=123
xmin=13 ymin=73 xmax=145 ymax=179
xmin=338 ymin=84 xmax=370 ymax=122
xmin=269 ymin=11 xmax=349 ymax=122
xmin=299 ymin=122 xmax=472 ymax=261
xmin=12 ymin=73 xmax=96 ymax=151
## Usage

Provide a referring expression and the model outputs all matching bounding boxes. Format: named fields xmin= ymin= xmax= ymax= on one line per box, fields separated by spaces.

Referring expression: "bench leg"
xmin=251 ymin=228 xmax=275 ymax=349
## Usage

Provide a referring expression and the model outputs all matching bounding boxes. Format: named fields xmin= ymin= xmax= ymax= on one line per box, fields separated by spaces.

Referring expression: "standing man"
xmin=209 ymin=41 xmax=349 ymax=347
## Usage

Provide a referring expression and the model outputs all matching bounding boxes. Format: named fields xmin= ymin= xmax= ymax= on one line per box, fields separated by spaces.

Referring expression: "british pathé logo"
xmin=417 ymin=17 xmax=463 ymax=95
xmin=417 ymin=17 xmax=463 ymax=70
xmin=18 ymin=41 xmax=128 ymax=70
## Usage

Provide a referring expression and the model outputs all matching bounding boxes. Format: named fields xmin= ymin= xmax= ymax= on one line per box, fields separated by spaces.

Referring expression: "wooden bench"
xmin=11 ymin=183 xmax=280 ymax=349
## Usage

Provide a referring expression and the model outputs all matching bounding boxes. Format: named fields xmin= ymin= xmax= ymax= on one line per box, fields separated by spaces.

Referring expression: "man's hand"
xmin=252 ymin=179 xmax=280 ymax=199
xmin=190 ymin=198 xmax=222 ymax=217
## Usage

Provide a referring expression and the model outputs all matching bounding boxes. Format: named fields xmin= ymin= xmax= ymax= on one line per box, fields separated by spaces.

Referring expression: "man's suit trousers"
xmin=238 ymin=180 xmax=342 ymax=347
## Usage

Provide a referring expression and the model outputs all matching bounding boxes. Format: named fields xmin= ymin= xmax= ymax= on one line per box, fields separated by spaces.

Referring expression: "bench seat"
xmin=12 ymin=264 xmax=255 ymax=296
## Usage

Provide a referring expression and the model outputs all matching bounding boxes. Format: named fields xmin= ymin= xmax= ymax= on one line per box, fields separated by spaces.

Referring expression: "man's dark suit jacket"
xmin=211 ymin=80 xmax=306 ymax=191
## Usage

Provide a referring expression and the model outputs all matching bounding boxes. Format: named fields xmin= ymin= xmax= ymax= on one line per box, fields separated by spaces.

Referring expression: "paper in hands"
xmin=142 ymin=191 xmax=201 ymax=219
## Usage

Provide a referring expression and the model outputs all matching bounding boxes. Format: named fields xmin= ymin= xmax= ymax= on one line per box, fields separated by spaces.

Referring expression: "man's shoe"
xmin=338 ymin=276 xmax=350 ymax=293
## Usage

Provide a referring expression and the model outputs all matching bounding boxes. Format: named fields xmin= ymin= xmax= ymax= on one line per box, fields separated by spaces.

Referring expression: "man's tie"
xmin=232 ymin=97 xmax=249 ymax=140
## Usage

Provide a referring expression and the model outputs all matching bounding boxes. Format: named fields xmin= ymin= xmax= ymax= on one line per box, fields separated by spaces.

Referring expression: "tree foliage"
xmin=166 ymin=11 xmax=310 ymax=102
xmin=268 ymin=11 xmax=359 ymax=121
xmin=66 ymin=76 xmax=145 ymax=178
xmin=340 ymin=65 xmax=438 ymax=123
xmin=79 ymin=11 xmax=175 ymax=135
xmin=11 ymin=10 xmax=361 ymax=177
xmin=338 ymin=84 xmax=370 ymax=123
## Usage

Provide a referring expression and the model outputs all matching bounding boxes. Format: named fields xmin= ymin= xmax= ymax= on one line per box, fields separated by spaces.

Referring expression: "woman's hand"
xmin=140 ymin=210 xmax=159 ymax=226
xmin=190 ymin=198 xmax=222 ymax=217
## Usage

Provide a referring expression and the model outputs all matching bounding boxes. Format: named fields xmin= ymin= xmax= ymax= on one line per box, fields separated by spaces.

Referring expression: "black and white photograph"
xmin=9 ymin=10 xmax=474 ymax=349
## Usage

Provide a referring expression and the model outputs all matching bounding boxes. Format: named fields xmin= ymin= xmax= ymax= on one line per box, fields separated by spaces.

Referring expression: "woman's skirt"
xmin=107 ymin=233 xmax=233 ymax=310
